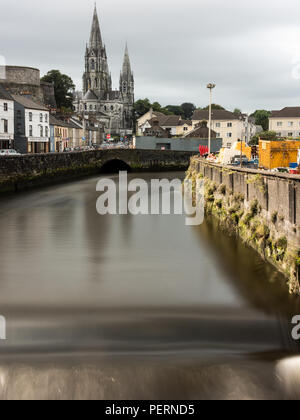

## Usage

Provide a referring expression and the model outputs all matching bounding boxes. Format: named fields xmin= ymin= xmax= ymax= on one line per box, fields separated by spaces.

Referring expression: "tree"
xmin=181 ymin=103 xmax=196 ymax=119
xmin=134 ymin=99 xmax=174 ymax=118
xmin=251 ymin=110 xmax=271 ymax=131
xmin=41 ymin=70 xmax=75 ymax=110
xmin=165 ymin=105 xmax=183 ymax=116
xmin=134 ymin=98 xmax=152 ymax=118
xmin=233 ymin=108 xmax=242 ymax=115
xmin=202 ymin=104 xmax=225 ymax=111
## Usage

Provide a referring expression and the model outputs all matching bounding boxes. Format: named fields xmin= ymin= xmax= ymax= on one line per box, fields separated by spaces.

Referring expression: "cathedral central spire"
xmin=89 ymin=4 xmax=102 ymax=48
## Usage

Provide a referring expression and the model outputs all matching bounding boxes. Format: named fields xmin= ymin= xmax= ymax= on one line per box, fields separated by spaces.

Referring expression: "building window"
xmin=40 ymin=114 xmax=43 ymax=123
xmin=84 ymin=103 xmax=87 ymax=111
xmin=288 ymin=122 xmax=293 ymax=127
xmin=29 ymin=125 xmax=33 ymax=137
xmin=40 ymin=126 xmax=43 ymax=137
xmin=45 ymin=127 xmax=48 ymax=137
xmin=216 ymin=123 xmax=221 ymax=128
xmin=277 ymin=122 xmax=282 ymax=127
xmin=45 ymin=114 xmax=48 ymax=123
xmin=183 ymin=127 xmax=188 ymax=131
xmin=216 ymin=133 xmax=221 ymax=137
xmin=227 ymin=133 xmax=232 ymax=138
xmin=91 ymin=60 xmax=95 ymax=70
xmin=3 ymin=103 xmax=8 ymax=112
xmin=3 ymin=119 xmax=8 ymax=133
xmin=111 ymin=106 xmax=114 ymax=111
xmin=227 ymin=122 xmax=232 ymax=128
xmin=29 ymin=112 xmax=33 ymax=122
xmin=90 ymin=105 xmax=93 ymax=111
xmin=17 ymin=110 xmax=21 ymax=119
xmin=288 ymin=132 xmax=293 ymax=137
xmin=17 ymin=123 xmax=22 ymax=134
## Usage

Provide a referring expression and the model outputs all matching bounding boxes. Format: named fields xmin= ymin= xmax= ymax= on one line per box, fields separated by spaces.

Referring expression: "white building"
xmin=192 ymin=109 xmax=258 ymax=148
xmin=12 ymin=95 xmax=50 ymax=154
xmin=0 ymin=84 xmax=14 ymax=149
xmin=269 ymin=107 xmax=300 ymax=138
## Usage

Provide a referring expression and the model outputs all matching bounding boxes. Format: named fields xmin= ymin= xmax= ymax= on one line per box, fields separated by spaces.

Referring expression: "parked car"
xmin=0 ymin=149 xmax=21 ymax=156
xmin=272 ymin=167 xmax=289 ymax=173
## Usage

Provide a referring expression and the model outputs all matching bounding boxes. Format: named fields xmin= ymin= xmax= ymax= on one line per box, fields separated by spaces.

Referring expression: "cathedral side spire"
xmin=89 ymin=4 xmax=102 ymax=48
xmin=122 ymin=43 xmax=132 ymax=76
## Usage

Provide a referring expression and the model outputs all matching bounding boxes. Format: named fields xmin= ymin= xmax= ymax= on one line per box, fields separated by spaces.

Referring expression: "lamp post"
xmin=207 ymin=83 xmax=216 ymax=154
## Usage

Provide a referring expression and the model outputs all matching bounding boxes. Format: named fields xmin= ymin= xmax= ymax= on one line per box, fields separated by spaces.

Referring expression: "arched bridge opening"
xmin=100 ymin=159 xmax=132 ymax=174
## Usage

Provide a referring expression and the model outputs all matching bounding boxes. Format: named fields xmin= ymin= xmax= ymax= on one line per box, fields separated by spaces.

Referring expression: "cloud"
xmin=1 ymin=0 xmax=300 ymax=112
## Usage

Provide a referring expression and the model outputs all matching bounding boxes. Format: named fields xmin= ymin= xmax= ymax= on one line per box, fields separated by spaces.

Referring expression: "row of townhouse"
xmin=0 ymin=84 xmax=102 ymax=153
xmin=137 ymin=108 xmax=260 ymax=147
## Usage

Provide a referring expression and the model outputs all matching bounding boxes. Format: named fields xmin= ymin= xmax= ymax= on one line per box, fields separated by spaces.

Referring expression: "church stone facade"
xmin=73 ymin=6 xmax=135 ymax=136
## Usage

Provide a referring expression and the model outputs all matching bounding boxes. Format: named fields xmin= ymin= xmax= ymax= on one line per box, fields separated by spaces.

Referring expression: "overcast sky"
xmin=1 ymin=0 xmax=300 ymax=112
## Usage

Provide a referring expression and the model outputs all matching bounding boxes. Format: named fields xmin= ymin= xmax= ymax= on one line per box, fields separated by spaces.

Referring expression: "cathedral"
xmin=73 ymin=5 xmax=135 ymax=136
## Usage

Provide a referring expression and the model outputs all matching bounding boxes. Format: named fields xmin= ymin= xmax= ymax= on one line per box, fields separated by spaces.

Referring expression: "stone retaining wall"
xmin=187 ymin=157 xmax=300 ymax=294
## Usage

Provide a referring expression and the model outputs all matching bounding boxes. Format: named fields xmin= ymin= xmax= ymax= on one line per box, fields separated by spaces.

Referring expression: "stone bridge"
xmin=0 ymin=149 xmax=194 ymax=193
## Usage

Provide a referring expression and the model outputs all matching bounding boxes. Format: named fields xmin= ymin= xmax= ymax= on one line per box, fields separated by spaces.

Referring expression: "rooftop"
xmin=0 ymin=84 xmax=13 ymax=101
xmin=12 ymin=95 xmax=48 ymax=111
xmin=270 ymin=107 xmax=300 ymax=118
xmin=192 ymin=109 xmax=240 ymax=121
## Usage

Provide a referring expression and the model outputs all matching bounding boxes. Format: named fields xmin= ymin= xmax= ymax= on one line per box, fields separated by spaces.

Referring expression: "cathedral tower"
xmin=82 ymin=5 xmax=111 ymax=98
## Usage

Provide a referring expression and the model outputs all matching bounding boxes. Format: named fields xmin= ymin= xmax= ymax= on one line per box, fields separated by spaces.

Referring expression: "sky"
xmin=1 ymin=0 xmax=300 ymax=113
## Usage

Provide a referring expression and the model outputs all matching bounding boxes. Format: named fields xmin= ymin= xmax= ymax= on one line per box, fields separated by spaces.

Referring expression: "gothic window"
xmin=40 ymin=126 xmax=43 ymax=137
xmin=111 ymin=106 xmax=114 ymax=111
xmin=122 ymin=82 xmax=127 ymax=93
xmin=90 ymin=105 xmax=93 ymax=111
xmin=84 ymin=103 xmax=87 ymax=111
xmin=91 ymin=60 xmax=95 ymax=70
xmin=104 ymin=106 xmax=107 ymax=111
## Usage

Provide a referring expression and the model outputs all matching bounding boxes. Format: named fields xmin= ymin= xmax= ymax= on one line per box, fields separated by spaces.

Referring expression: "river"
xmin=0 ymin=172 xmax=299 ymax=400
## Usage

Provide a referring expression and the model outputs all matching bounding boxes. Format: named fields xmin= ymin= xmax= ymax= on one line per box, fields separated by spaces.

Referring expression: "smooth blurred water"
xmin=0 ymin=172 xmax=299 ymax=400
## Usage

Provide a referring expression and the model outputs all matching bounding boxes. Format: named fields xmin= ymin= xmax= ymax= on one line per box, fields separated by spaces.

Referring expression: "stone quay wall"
xmin=187 ymin=157 xmax=300 ymax=294
xmin=0 ymin=149 xmax=194 ymax=193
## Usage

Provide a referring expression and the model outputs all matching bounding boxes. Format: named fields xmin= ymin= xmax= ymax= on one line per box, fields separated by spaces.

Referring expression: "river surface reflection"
xmin=0 ymin=172 xmax=299 ymax=400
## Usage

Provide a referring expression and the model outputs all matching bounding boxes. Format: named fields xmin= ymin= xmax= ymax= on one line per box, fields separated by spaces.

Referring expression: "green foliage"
xmin=259 ymin=131 xmax=277 ymax=140
xmin=165 ymin=105 xmax=183 ymax=116
xmin=41 ymin=70 xmax=75 ymax=109
xmin=134 ymin=98 xmax=152 ymax=118
xmin=233 ymin=108 xmax=242 ymax=115
xmin=201 ymin=104 xmax=225 ymax=111
xmin=134 ymin=99 xmax=173 ymax=118
xmin=249 ymin=135 xmax=259 ymax=146
xmin=181 ymin=103 xmax=196 ymax=119
xmin=250 ymin=110 xmax=271 ymax=131
xmin=218 ymin=184 xmax=226 ymax=195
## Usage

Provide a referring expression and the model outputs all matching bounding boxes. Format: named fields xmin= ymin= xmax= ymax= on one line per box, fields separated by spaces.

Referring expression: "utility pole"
xmin=207 ymin=83 xmax=216 ymax=154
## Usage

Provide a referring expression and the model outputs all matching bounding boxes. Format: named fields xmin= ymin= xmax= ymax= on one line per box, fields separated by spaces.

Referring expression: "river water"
xmin=0 ymin=172 xmax=299 ymax=400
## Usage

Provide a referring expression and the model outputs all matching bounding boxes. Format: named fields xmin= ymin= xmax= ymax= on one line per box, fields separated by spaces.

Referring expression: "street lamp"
xmin=207 ymin=83 xmax=216 ymax=154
